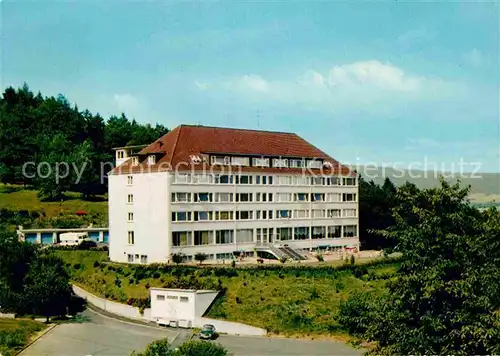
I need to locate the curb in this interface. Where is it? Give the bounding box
[15,323,58,356]
[85,304,172,332]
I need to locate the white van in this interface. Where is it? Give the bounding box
[59,232,89,246]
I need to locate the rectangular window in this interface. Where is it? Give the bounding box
[174,174,191,184]
[312,226,326,239]
[268,176,273,185]
[268,210,273,219]
[328,209,341,218]
[132,157,139,166]
[327,177,341,186]
[235,175,252,184]
[276,193,292,202]
[127,254,134,262]
[262,176,267,185]
[277,227,293,240]
[180,296,189,303]
[128,212,134,222]
[215,174,233,184]
[171,211,192,222]
[194,230,212,245]
[215,193,233,202]
[268,193,273,202]
[343,193,357,202]
[236,211,253,220]
[278,210,291,219]
[194,211,212,221]
[215,211,233,221]
[231,157,250,166]
[294,226,309,240]
[327,193,342,202]
[167,295,178,300]
[128,231,134,245]
[343,209,357,217]
[252,157,270,167]
[236,229,253,243]
[127,194,133,203]
[307,160,322,169]
[117,150,124,159]
[312,193,325,202]
[148,155,156,165]
[262,210,267,219]
[216,230,234,244]
[343,177,356,186]
[256,176,261,184]
[194,193,212,202]
[311,177,323,185]
[273,158,288,168]
[156,294,165,301]
[290,159,304,168]
[294,210,309,218]
[295,193,309,202]
[312,209,326,218]
[212,155,231,165]
[192,174,213,184]
[278,176,292,185]
[343,225,357,237]
[236,193,252,202]
[172,231,192,246]
[328,226,342,238]
[295,176,309,185]
[171,192,191,203]
[140,255,147,264]
[255,193,261,202]
[127,176,133,185]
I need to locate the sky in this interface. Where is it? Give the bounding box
[2,1,499,173]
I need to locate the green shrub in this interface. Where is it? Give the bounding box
[337,292,379,336]
[316,254,324,262]
[174,340,228,356]
[131,338,172,356]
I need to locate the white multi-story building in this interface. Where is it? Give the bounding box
[108,125,359,264]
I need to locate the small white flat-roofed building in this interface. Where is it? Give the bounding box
[108,125,359,264]
[150,288,219,328]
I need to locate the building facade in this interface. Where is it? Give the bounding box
[108,125,359,264]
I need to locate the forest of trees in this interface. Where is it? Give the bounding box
[0,84,169,200]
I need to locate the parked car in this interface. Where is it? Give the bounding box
[199,324,216,339]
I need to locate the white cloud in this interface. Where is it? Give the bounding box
[207,60,460,114]
[327,60,422,92]
[463,49,484,67]
[195,81,209,90]
[239,74,270,93]
[113,93,139,115]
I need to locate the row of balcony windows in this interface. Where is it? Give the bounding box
[171,174,357,186]
[171,225,358,246]
[170,192,357,203]
[170,208,357,222]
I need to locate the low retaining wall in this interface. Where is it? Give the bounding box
[194,317,266,336]
[72,284,267,336]
[72,285,149,321]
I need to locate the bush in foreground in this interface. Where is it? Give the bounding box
[132,338,228,356]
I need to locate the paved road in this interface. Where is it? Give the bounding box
[214,335,362,356]
[19,309,177,356]
[20,309,362,356]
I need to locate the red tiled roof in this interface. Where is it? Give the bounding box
[111,125,355,176]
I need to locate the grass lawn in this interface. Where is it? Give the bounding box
[0,184,108,220]
[0,318,45,356]
[53,250,398,338]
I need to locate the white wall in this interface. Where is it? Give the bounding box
[72,285,146,320]
[109,171,170,263]
[193,317,266,336]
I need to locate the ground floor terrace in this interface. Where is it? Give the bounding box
[167,225,359,263]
